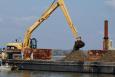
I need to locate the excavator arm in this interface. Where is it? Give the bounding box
[57,0,85,50]
[23,0,84,50]
[58,0,78,39]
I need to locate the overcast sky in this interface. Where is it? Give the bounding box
[0,0,115,50]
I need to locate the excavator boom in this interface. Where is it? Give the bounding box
[23,1,59,48]
[23,0,84,49]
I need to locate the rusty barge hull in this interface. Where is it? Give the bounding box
[3,49,115,74]
[3,60,115,74]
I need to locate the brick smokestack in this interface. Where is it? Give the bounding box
[104,20,108,39]
[103,20,109,50]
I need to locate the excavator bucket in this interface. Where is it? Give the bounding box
[73,40,85,51]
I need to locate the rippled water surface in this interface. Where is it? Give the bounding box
[0,70,115,77]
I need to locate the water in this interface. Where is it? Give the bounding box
[0,70,115,77]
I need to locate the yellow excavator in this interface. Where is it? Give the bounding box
[6,0,85,56]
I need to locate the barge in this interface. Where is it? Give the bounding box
[1,49,115,74]
[1,48,115,74]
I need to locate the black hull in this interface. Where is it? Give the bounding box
[3,60,115,74]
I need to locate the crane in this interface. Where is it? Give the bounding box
[6,0,85,59]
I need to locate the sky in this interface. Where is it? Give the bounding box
[0,0,115,50]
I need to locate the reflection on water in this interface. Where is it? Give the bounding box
[0,70,115,77]
[23,71,30,77]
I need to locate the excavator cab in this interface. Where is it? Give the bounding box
[30,38,37,49]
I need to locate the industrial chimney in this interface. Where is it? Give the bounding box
[103,20,109,50]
